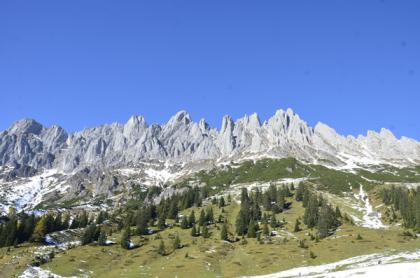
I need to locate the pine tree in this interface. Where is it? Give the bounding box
[221,223,228,241]
[62,213,70,230]
[270,214,278,228]
[81,224,98,245]
[96,211,106,225]
[219,197,225,208]
[157,213,166,230]
[173,234,181,249]
[199,209,206,226]
[202,225,210,238]
[188,210,196,226]
[247,220,257,238]
[294,218,301,232]
[120,227,131,249]
[335,206,342,219]
[98,229,107,246]
[206,207,214,224]
[79,211,88,228]
[54,213,63,231]
[191,225,198,237]
[318,203,339,239]
[181,216,189,229]
[32,216,47,242]
[168,200,179,220]
[4,217,17,246]
[158,240,166,256]
[136,210,148,235]
[303,195,319,229]
[44,213,55,234]
[263,222,269,236]
[295,183,305,201]
[235,210,248,236]
[20,213,35,243]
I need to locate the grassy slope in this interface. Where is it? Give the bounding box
[39,199,420,278]
[3,159,420,277]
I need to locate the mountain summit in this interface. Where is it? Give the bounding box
[1,109,419,172]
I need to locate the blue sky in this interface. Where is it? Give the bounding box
[1,1,419,139]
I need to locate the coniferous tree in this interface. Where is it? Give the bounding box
[32,216,47,242]
[96,211,106,225]
[202,225,210,238]
[136,210,148,235]
[62,213,70,230]
[22,213,36,242]
[270,214,278,228]
[294,218,301,232]
[81,224,99,245]
[303,195,319,229]
[98,229,107,246]
[247,220,257,238]
[221,223,228,241]
[199,209,206,226]
[120,227,131,249]
[188,210,196,226]
[263,222,270,236]
[191,225,198,237]
[4,217,17,246]
[335,206,342,219]
[219,197,225,208]
[54,213,63,231]
[168,200,179,220]
[235,210,248,236]
[157,213,166,230]
[158,240,166,256]
[295,183,305,202]
[206,207,214,224]
[44,213,55,234]
[173,234,181,250]
[79,210,88,228]
[180,216,189,229]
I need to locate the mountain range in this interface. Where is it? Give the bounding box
[1,108,419,174]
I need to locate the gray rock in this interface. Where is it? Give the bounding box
[1,109,419,174]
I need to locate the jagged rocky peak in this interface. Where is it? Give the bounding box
[198,118,209,132]
[123,115,148,138]
[220,115,234,133]
[1,108,420,172]
[8,118,44,135]
[314,122,341,140]
[237,113,261,129]
[167,110,192,126]
[379,128,397,141]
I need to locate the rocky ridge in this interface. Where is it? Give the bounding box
[1,109,419,173]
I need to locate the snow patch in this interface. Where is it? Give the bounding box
[352,185,387,229]
[244,249,420,278]
[0,169,69,214]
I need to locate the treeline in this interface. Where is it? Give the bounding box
[297,184,342,238]
[235,185,292,237]
[115,186,209,249]
[382,186,420,229]
[0,209,108,248]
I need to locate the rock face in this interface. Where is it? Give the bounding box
[1,109,420,173]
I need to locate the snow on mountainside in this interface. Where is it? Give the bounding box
[0,109,419,173]
[245,249,420,278]
[0,169,69,213]
[1,108,420,214]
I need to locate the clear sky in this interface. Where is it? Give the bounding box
[1,1,419,139]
